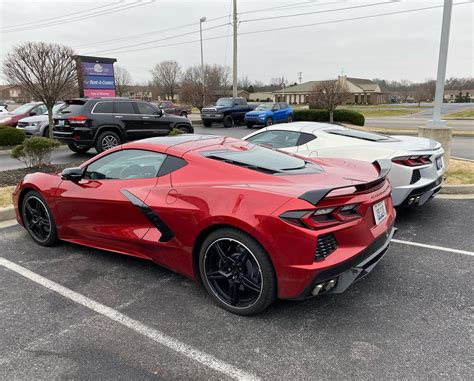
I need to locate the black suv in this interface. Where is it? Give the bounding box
[53,98,194,153]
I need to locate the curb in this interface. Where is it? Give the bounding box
[0,206,15,222]
[0,144,67,155]
[439,184,474,195]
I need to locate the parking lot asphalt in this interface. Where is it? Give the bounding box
[1,198,472,380]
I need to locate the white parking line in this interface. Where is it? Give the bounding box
[0,257,259,381]
[392,239,474,256]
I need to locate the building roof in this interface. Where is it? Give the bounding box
[273,77,381,94]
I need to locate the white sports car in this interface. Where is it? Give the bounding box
[243,122,446,207]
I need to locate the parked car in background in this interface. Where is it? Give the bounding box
[0,105,8,114]
[156,100,191,117]
[0,102,47,127]
[244,122,446,207]
[201,97,256,127]
[16,102,65,137]
[53,98,194,154]
[14,134,396,315]
[244,102,293,128]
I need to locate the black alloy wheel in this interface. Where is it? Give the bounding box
[180,111,188,118]
[68,142,91,154]
[246,123,254,129]
[22,191,57,246]
[200,228,276,315]
[177,125,191,134]
[223,115,234,128]
[265,117,273,126]
[287,115,293,123]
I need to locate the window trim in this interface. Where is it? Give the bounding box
[91,101,115,115]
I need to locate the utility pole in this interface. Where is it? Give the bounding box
[419,0,453,168]
[297,72,302,84]
[232,0,238,98]
[200,16,206,106]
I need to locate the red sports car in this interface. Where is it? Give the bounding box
[13,135,396,315]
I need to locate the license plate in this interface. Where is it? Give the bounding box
[436,156,444,170]
[58,119,65,127]
[373,200,387,225]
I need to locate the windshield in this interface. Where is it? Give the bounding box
[12,103,38,115]
[255,103,274,111]
[45,103,66,115]
[216,99,232,107]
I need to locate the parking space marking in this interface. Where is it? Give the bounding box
[0,257,259,381]
[392,239,474,256]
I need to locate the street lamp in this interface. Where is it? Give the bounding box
[200,16,206,106]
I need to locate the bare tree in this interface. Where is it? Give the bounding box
[238,75,251,91]
[270,76,288,89]
[180,64,230,109]
[3,42,79,138]
[151,60,181,101]
[114,65,132,97]
[412,82,434,106]
[308,79,350,123]
[399,79,411,102]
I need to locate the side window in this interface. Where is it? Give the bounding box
[246,130,301,149]
[273,104,280,111]
[280,103,288,109]
[297,132,317,145]
[93,102,114,114]
[84,149,166,180]
[135,102,158,115]
[114,102,135,114]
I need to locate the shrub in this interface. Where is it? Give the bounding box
[0,127,25,146]
[169,127,184,136]
[11,136,60,168]
[294,108,365,126]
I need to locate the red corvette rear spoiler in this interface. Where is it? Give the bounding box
[298,159,392,205]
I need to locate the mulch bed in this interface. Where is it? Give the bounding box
[0,162,83,187]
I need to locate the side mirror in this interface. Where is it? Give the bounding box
[155,109,163,116]
[61,167,83,181]
[30,111,37,116]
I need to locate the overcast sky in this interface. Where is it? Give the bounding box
[0,0,473,85]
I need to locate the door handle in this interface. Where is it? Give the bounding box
[142,116,150,119]
[115,115,123,118]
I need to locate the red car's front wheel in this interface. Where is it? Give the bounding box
[199,228,276,315]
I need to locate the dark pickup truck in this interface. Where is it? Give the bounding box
[201,97,256,127]
[155,101,191,118]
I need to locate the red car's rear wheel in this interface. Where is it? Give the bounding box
[199,228,276,315]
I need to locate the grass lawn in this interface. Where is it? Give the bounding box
[444,108,474,119]
[445,159,474,185]
[342,105,425,118]
[0,186,15,208]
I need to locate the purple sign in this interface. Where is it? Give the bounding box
[82,62,115,77]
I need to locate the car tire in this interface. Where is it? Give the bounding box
[265,117,273,126]
[203,120,213,127]
[42,126,49,137]
[68,143,91,154]
[246,123,254,129]
[180,111,188,118]
[95,131,121,153]
[223,115,234,128]
[287,115,293,123]
[21,190,58,247]
[199,228,276,316]
[177,125,191,134]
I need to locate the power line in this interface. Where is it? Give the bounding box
[240,1,398,24]
[0,1,123,30]
[95,1,471,56]
[0,0,156,34]
[240,0,321,15]
[74,0,337,51]
[86,22,230,55]
[83,1,394,55]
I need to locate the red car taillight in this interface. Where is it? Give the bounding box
[280,203,361,229]
[392,155,431,167]
[68,115,88,124]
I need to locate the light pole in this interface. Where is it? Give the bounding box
[200,16,206,106]
[419,0,453,168]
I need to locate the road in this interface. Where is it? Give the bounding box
[1,198,472,379]
[365,117,473,131]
